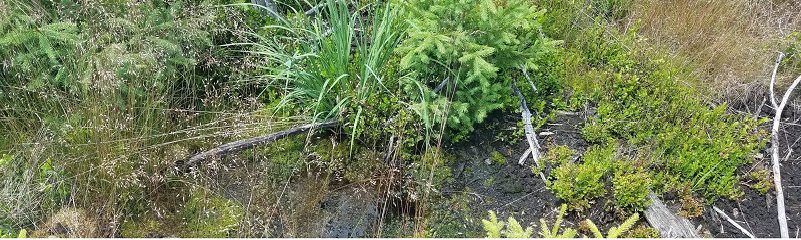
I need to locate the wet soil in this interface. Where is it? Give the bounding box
[433,110,595,236]
[194,102,801,238]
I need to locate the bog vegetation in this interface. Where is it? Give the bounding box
[1,0,799,237]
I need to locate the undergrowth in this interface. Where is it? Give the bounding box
[536,0,770,216]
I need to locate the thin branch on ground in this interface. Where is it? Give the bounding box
[178,118,339,172]
[511,78,546,183]
[768,52,801,239]
[712,206,756,238]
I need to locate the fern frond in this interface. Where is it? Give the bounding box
[504,216,533,238]
[557,228,578,238]
[540,218,552,238]
[607,213,639,238]
[585,219,603,238]
[553,204,567,236]
[482,210,504,238]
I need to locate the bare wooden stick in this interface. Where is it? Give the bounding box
[519,148,547,182]
[769,54,801,238]
[712,206,756,238]
[769,53,785,108]
[511,78,545,184]
[179,118,338,171]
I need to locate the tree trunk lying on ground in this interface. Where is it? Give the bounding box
[177,118,339,172]
[643,191,701,238]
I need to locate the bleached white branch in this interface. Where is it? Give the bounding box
[511,78,546,183]
[769,53,785,108]
[712,206,756,238]
[769,54,800,238]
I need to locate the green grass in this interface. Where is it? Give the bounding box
[1,0,795,237]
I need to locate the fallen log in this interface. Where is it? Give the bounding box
[643,191,700,238]
[178,118,339,172]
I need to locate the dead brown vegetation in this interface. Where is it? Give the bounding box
[631,0,801,101]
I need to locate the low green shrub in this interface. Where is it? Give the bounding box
[544,6,769,204]
[548,145,614,210]
[612,166,652,211]
[543,144,576,165]
[743,170,772,195]
[625,224,659,238]
[490,151,506,164]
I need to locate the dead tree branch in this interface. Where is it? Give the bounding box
[769,52,801,238]
[181,76,452,172]
[511,78,546,183]
[712,206,756,238]
[643,191,700,238]
[770,53,785,108]
[179,118,338,172]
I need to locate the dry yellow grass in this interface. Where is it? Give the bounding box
[630,0,801,102]
[30,207,99,238]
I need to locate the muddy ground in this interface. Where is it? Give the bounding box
[436,104,801,238]
[179,101,801,238]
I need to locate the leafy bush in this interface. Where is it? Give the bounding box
[743,170,772,195]
[625,225,659,238]
[490,151,506,164]
[543,144,576,165]
[612,165,652,211]
[398,0,559,140]
[548,144,614,210]
[552,11,769,203]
